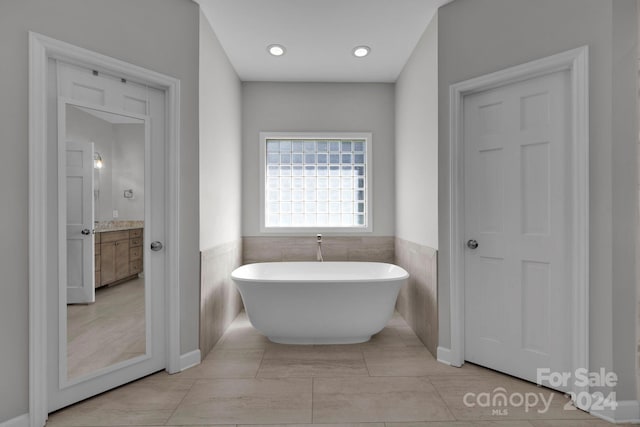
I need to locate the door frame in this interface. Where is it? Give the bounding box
[29,32,182,427]
[447,46,589,407]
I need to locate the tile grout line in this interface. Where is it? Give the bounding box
[255,347,267,378]
[163,377,198,426]
[424,375,459,422]
[362,348,372,377]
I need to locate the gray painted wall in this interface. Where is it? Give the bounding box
[0,0,200,421]
[242,82,396,236]
[395,14,438,249]
[112,124,146,221]
[438,0,638,399]
[198,9,244,362]
[199,10,242,250]
[611,0,639,402]
[67,110,146,222]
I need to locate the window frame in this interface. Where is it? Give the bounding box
[259,131,373,233]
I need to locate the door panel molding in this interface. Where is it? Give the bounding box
[444,46,589,409]
[63,140,95,304]
[29,32,181,427]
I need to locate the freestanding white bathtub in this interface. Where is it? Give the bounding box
[231,262,409,344]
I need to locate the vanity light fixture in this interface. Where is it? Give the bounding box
[352,46,371,58]
[267,44,286,57]
[94,151,103,169]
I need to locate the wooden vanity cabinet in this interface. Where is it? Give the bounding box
[95,228,143,288]
[95,232,101,287]
[129,228,143,275]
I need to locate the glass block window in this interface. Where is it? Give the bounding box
[260,133,371,230]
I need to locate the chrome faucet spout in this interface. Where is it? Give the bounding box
[316,234,324,262]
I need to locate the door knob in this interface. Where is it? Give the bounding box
[467,239,479,249]
[81,229,91,235]
[150,241,163,251]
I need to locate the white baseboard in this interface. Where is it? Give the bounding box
[0,414,28,427]
[590,400,640,424]
[437,346,454,365]
[179,349,201,371]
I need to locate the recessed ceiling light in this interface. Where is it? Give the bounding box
[353,46,371,58]
[267,44,286,56]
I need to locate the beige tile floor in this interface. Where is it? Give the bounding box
[49,311,624,426]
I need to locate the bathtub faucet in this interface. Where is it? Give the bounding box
[316,234,324,262]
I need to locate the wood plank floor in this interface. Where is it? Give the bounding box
[66,277,145,380]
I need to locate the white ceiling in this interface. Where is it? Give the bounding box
[197,0,450,82]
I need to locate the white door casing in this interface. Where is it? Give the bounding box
[29,32,182,427]
[463,70,571,390]
[65,140,95,304]
[445,46,588,409]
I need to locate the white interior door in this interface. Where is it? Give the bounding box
[463,70,572,391]
[47,62,167,412]
[65,141,95,304]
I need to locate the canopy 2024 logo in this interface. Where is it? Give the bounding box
[462,368,619,416]
[538,367,618,412]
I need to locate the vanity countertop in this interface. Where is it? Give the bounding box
[95,220,144,233]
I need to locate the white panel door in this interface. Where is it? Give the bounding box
[464,70,571,391]
[58,62,149,114]
[48,61,166,412]
[65,141,95,304]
